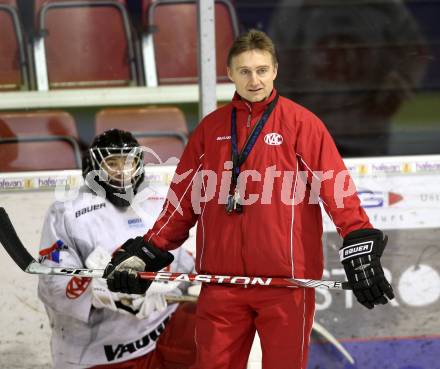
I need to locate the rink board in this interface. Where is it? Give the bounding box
[1,156,440,369]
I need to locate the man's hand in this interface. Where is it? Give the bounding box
[103,236,174,294]
[340,229,394,309]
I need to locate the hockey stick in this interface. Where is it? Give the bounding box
[0,207,350,290]
[312,322,355,364]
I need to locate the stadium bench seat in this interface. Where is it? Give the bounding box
[142,0,239,86]
[33,0,138,90]
[95,106,188,164]
[0,0,29,90]
[0,110,79,139]
[0,136,81,172]
[0,110,81,172]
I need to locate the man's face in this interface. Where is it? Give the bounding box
[227,49,278,103]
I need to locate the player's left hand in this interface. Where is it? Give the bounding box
[340,228,394,309]
[103,236,174,294]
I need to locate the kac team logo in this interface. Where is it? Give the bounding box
[264,132,283,146]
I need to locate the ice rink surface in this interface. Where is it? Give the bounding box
[0,191,54,368]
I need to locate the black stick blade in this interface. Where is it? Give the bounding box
[0,207,35,271]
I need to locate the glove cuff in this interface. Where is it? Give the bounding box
[343,228,383,242]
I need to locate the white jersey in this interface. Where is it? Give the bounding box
[38,184,195,369]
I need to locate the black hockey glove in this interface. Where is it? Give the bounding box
[103,236,174,294]
[340,229,394,309]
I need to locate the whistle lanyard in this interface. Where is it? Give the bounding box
[230,94,279,189]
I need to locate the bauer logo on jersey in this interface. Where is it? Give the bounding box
[75,203,106,218]
[339,241,373,262]
[39,240,68,263]
[264,132,283,146]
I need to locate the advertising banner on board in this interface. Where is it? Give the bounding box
[310,156,440,369]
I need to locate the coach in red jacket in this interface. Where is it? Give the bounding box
[104,30,394,369]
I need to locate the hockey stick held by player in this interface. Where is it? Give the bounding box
[0,206,350,291]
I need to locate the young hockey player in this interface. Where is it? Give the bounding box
[38,129,196,369]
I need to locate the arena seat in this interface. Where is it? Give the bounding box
[0,111,81,172]
[33,0,138,90]
[0,136,82,172]
[142,0,239,86]
[0,1,29,90]
[0,110,79,139]
[95,107,188,164]
[0,0,17,6]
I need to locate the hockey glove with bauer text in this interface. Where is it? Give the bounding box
[340,228,394,309]
[103,236,174,294]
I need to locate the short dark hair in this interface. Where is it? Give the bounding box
[227,29,278,67]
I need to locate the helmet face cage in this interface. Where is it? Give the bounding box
[89,146,144,191]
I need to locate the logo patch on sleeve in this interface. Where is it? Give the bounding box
[66,277,91,299]
[39,240,68,263]
[339,241,373,262]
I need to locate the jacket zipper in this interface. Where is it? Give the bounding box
[239,102,252,282]
[240,212,248,285]
[241,106,250,281]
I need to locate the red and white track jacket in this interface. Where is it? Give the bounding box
[145,89,372,280]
